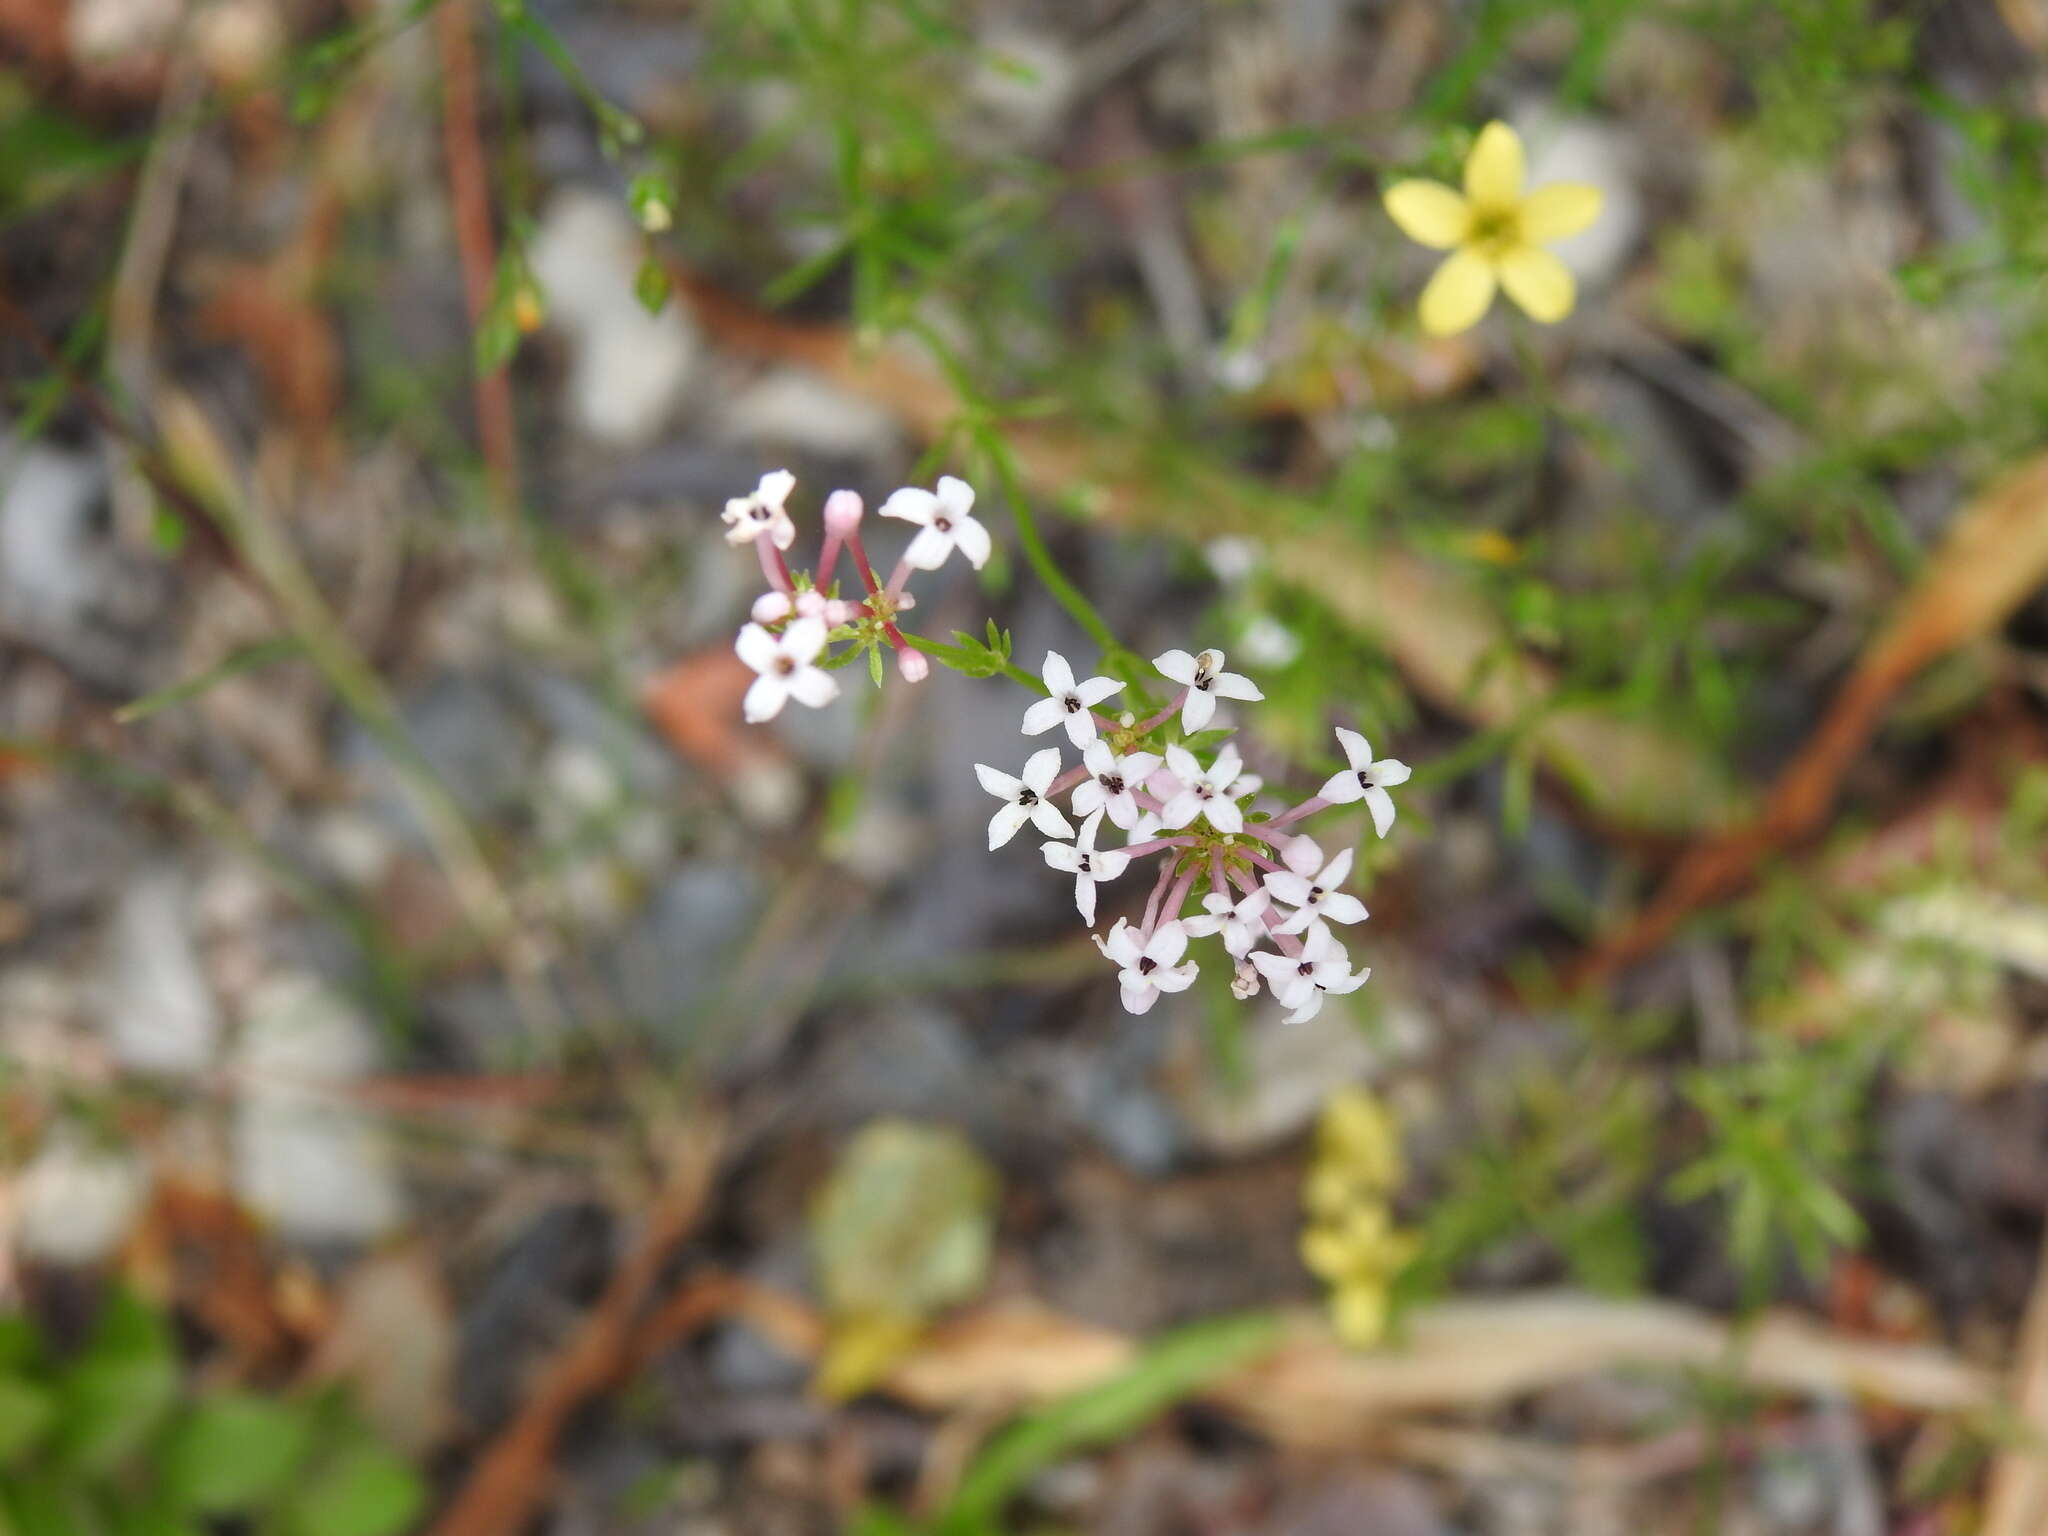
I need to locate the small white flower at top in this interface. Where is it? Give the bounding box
[1041,809,1129,926]
[1251,921,1369,1025]
[736,616,839,723]
[1096,918,1198,1015]
[1184,886,1271,958]
[1153,647,1263,733]
[721,469,797,550]
[1070,739,1161,830]
[1159,744,1246,834]
[880,475,992,571]
[1263,836,1370,934]
[1319,728,1412,839]
[1021,652,1124,748]
[975,747,1074,851]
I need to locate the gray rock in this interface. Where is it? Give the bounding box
[97,867,220,1076]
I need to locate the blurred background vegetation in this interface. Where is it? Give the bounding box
[4,0,2048,1530]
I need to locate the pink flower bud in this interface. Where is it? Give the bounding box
[822,490,864,536]
[823,599,856,626]
[896,648,931,684]
[794,590,827,618]
[751,591,793,624]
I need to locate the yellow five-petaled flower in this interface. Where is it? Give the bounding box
[1383,121,1604,337]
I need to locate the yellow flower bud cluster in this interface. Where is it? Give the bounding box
[1300,1086,1419,1348]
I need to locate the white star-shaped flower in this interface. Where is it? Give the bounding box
[1158,744,1246,834]
[975,747,1073,851]
[1318,727,1411,838]
[1262,837,1369,934]
[736,616,839,722]
[1041,809,1130,926]
[879,475,991,571]
[1020,652,1124,748]
[1096,918,1198,1015]
[721,469,797,550]
[1250,921,1370,1024]
[1152,647,1263,733]
[1183,886,1271,958]
[1069,739,1161,830]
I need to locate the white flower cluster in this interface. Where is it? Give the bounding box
[976,649,1409,1021]
[723,470,993,722]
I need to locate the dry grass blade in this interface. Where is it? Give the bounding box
[1984,1225,2048,1536]
[1570,450,2048,991]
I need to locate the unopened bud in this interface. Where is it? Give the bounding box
[1231,960,1261,1000]
[751,591,793,624]
[794,590,827,619]
[897,648,931,684]
[822,489,864,536]
[823,599,856,625]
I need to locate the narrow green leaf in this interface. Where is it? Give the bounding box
[115,638,303,724]
[936,1312,1281,1534]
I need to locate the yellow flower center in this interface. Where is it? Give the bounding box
[1466,205,1523,259]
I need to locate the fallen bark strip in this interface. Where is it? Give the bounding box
[1984,1223,2048,1536]
[624,1278,1995,1444]
[1565,449,2048,992]
[667,267,1741,838]
[428,1121,722,1536]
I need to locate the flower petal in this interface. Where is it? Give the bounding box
[1264,872,1313,906]
[769,513,797,551]
[1418,248,1497,338]
[902,523,955,570]
[951,514,992,570]
[1282,991,1326,1026]
[1121,751,1161,780]
[1022,747,1064,791]
[1204,799,1244,835]
[1179,688,1217,733]
[1210,671,1263,702]
[786,666,840,708]
[1365,786,1398,839]
[1334,727,1372,770]
[1373,758,1412,788]
[1152,649,1199,686]
[1497,243,1576,323]
[1030,800,1075,840]
[1322,848,1354,888]
[1159,792,1199,830]
[1382,178,1470,249]
[1070,780,1106,820]
[1042,841,1083,873]
[878,487,937,525]
[988,800,1031,850]
[1146,921,1188,967]
[1319,768,1365,804]
[1074,876,1097,926]
[742,674,787,723]
[1119,981,1159,1015]
[1464,120,1524,210]
[1320,893,1369,926]
[1152,963,1197,994]
[1163,745,1200,782]
[782,616,828,664]
[1074,676,1124,707]
[1093,849,1130,880]
[935,475,976,518]
[756,469,797,510]
[1518,181,1603,244]
[1062,710,1097,748]
[975,763,1022,799]
[1040,650,1076,695]
[1103,792,1139,830]
[1020,697,1065,736]
[734,623,780,674]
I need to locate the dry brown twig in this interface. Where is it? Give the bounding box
[428,1118,724,1536]
[435,0,521,520]
[1566,450,2048,992]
